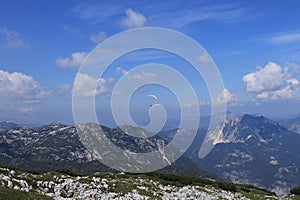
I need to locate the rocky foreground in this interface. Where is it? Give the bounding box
[0,167,299,200]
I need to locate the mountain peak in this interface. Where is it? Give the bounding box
[240,114,265,123]
[239,114,281,129]
[213,114,289,145]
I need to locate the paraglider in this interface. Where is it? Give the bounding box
[146,94,158,100]
[146,94,158,107]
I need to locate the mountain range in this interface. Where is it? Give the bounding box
[0,122,216,180]
[279,116,300,134]
[185,114,300,196]
[0,114,300,196]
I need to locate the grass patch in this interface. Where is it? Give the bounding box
[54,169,83,177]
[0,186,52,200]
[291,186,300,195]
[214,181,237,192]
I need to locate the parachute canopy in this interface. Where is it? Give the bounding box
[146,94,158,100]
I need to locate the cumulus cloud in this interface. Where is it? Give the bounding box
[197,54,210,64]
[116,67,156,82]
[0,27,29,48]
[122,8,147,28]
[180,89,238,108]
[131,72,156,81]
[216,89,239,104]
[56,84,72,95]
[0,69,49,103]
[90,31,106,44]
[73,73,114,97]
[243,62,300,100]
[116,67,128,74]
[56,52,88,68]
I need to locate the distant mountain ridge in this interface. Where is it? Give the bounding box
[280,116,300,134]
[0,122,217,180]
[0,122,23,132]
[185,114,300,195]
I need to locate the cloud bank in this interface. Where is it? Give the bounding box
[56,52,88,68]
[243,62,300,100]
[0,69,49,103]
[73,73,114,97]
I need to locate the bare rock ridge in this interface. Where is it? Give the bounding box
[187,114,300,196]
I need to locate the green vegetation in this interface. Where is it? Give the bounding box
[144,171,214,187]
[290,196,300,200]
[0,186,52,200]
[54,168,83,177]
[215,181,237,192]
[288,187,300,200]
[0,166,289,199]
[142,172,279,199]
[291,186,300,195]
[94,171,277,198]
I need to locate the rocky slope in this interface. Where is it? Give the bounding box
[187,114,300,196]
[0,167,288,200]
[0,122,22,132]
[0,122,216,179]
[280,116,300,134]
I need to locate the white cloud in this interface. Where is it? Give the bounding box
[19,107,35,115]
[216,89,238,104]
[269,32,300,44]
[116,67,156,82]
[0,27,29,48]
[197,54,210,64]
[56,52,88,68]
[56,84,72,95]
[243,62,285,93]
[90,31,106,44]
[148,2,249,28]
[182,101,209,108]
[72,2,248,29]
[131,72,156,81]
[73,73,114,97]
[181,89,238,108]
[0,69,49,103]
[243,62,300,100]
[116,67,128,74]
[122,8,147,28]
[112,90,123,96]
[56,48,115,68]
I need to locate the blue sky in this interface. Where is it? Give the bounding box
[1,0,300,126]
